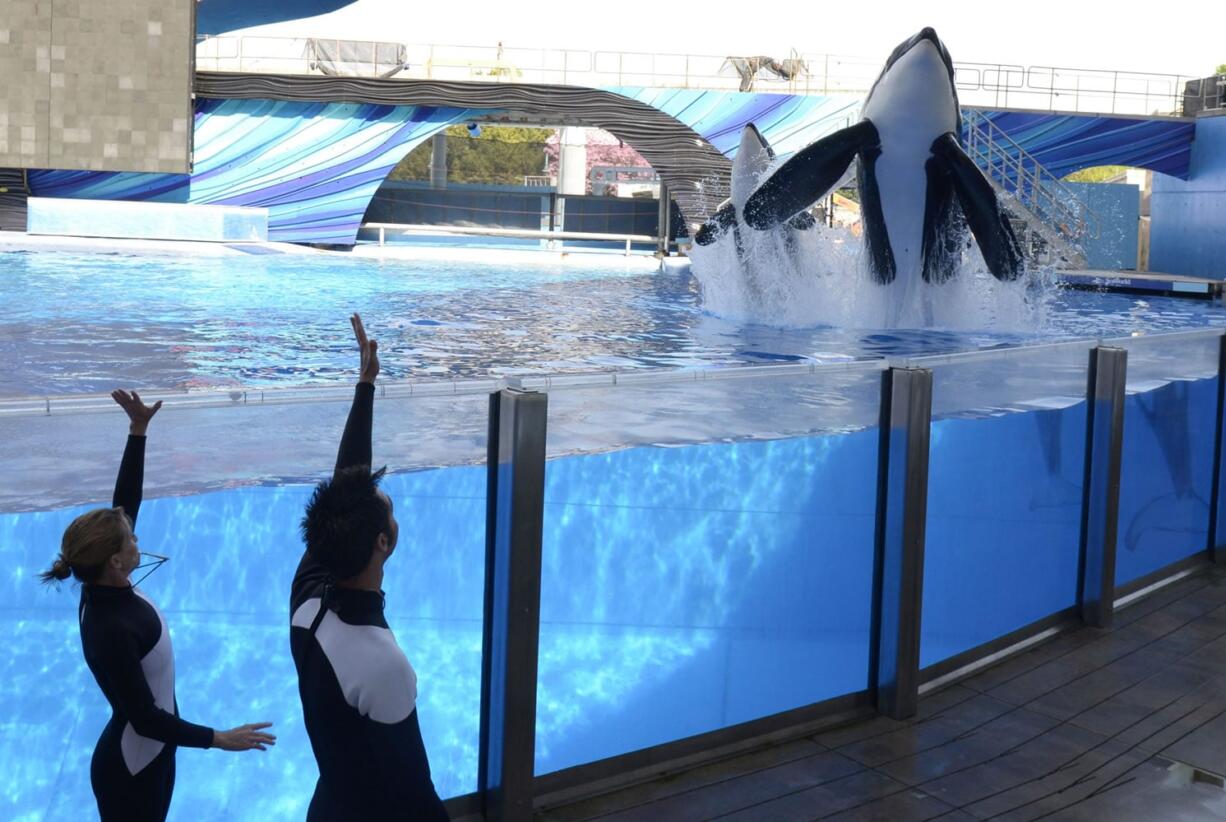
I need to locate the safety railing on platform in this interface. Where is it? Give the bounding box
[195,36,1198,117]
[963,108,1099,267]
[362,221,664,255]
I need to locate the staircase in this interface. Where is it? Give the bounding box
[0,168,29,232]
[962,109,1097,269]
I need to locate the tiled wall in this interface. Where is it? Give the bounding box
[0,0,193,173]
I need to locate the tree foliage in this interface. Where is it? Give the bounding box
[388,125,553,185]
[543,134,651,186]
[1064,165,1130,183]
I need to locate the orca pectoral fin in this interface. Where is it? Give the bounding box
[920,155,963,284]
[694,201,738,246]
[786,211,817,231]
[743,120,879,231]
[931,133,1024,281]
[858,146,895,284]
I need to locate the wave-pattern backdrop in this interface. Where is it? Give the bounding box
[23,87,1196,246]
[605,88,863,160]
[196,0,357,36]
[609,88,1195,180]
[970,110,1195,179]
[28,98,482,244]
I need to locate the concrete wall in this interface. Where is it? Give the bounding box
[1063,181,1140,270]
[1150,114,1226,279]
[0,0,194,173]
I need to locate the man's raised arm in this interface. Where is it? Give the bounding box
[334,313,379,477]
[293,315,382,605]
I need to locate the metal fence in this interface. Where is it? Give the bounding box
[195,36,1205,117]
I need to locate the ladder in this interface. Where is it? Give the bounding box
[962,109,1097,268]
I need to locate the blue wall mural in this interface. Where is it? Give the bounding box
[1150,115,1226,279]
[608,88,1195,180]
[606,88,862,160]
[28,99,483,244]
[22,88,1199,248]
[971,110,1194,180]
[196,0,358,36]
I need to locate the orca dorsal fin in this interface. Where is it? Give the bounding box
[731,124,775,215]
[930,133,1024,281]
[743,120,878,231]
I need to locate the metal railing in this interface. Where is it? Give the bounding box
[363,221,662,254]
[195,36,1198,117]
[963,109,1099,267]
[955,63,1194,116]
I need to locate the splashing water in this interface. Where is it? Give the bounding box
[688,221,1059,334]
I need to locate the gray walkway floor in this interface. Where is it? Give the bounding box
[540,565,1226,821]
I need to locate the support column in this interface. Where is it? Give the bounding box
[429,132,448,190]
[656,182,670,256]
[557,127,586,196]
[871,367,932,720]
[1079,346,1128,626]
[479,389,548,822]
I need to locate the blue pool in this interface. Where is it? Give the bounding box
[1,246,1224,820]
[1,247,1225,396]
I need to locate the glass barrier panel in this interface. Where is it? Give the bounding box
[0,383,489,820]
[531,363,884,775]
[912,342,1094,669]
[1109,331,1221,588]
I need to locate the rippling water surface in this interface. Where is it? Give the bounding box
[1,247,1224,397]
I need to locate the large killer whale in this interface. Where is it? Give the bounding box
[742,27,1024,286]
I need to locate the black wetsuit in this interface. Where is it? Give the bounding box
[78,435,214,822]
[290,383,449,821]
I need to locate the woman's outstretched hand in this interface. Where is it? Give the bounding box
[351,313,380,385]
[213,722,277,752]
[111,390,163,437]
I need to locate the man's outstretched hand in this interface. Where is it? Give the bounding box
[111,390,162,437]
[351,313,380,385]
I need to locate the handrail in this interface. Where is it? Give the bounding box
[0,360,886,420]
[8,328,1218,420]
[363,221,661,255]
[194,35,1199,117]
[962,108,1100,263]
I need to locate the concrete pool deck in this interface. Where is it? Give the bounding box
[0,230,328,256]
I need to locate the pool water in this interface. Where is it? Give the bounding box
[1,247,1223,820]
[1,247,1223,396]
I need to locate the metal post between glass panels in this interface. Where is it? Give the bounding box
[1211,334,1226,565]
[479,388,548,822]
[1079,346,1127,626]
[871,367,932,720]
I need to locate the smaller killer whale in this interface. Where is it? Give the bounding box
[693,123,816,251]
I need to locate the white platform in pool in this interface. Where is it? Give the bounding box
[27,197,269,243]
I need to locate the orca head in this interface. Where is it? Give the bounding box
[731,124,775,214]
[880,28,955,84]
[864,27,961,134]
